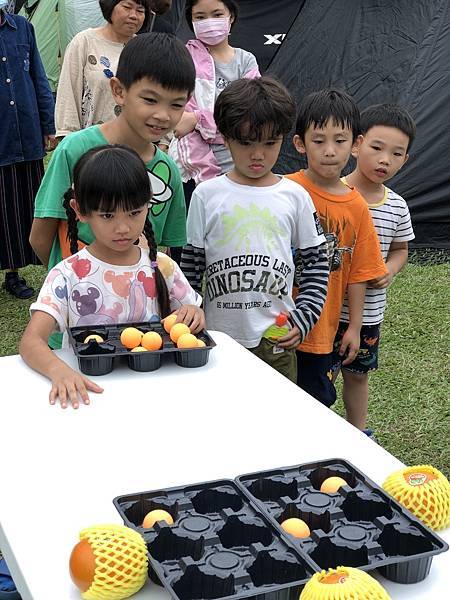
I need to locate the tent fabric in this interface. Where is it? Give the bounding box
[267,0,450,248]
[20,0,104,92]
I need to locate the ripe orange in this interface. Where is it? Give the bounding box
[177,333,199,348]
[163,314,178,333]
[69,539,96,592]
[170,323,190,343]
[141,331,163,351]
[120,327,143,349]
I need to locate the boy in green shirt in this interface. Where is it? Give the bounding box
[31,32,195,270]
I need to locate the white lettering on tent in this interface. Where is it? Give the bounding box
[264,34,286,45]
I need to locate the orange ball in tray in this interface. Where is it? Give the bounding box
[281,517,311,538]
[177,333,199,348]
[120,327,143,349]
[320,476,348,494]
[141,331,163,351]
[197,339,206,348]
[170,323,191,343]
[163,313,178,333]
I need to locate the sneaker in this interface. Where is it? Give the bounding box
[3,272,34,300]
[363,428,379,443]
[0,558,22,599]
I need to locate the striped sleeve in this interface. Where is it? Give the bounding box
[290,241,330,341]
[180,245,206,295]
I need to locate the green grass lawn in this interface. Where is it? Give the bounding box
[1,261,449,476]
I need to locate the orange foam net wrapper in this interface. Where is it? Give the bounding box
[300,567,391,599]
[80,524,148,600]
[383,465,450,531]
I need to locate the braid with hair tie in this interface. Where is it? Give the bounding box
[143,217,171,318]
[62,188,80,256]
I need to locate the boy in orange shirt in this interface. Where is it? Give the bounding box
[286,89,387,407]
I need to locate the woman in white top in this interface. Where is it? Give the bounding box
[55,0,151,138]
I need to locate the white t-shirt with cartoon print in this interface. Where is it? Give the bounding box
[186,174,325,347]
[30,248,201,346]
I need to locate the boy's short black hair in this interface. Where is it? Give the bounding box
[99,0,152,31]
[185,0,238,33]
[295,89,360,142]
[360,103,416,152]
[115,32,195,93]
[214,76,297,142]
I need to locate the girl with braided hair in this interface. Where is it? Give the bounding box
[20,145,204,409]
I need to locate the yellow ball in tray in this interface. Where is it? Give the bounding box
[320,477,348,494]
[383,465,450,530]
[281,517,310,538]
[142,509,174,529]
[84,335,104,344]
[300,566,391,599]
[69,524,148,599]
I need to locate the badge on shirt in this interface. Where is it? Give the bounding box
[313,211,324,236]
[100,56,111,68]
[88,55,97,65]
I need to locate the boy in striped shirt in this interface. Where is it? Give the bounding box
[333,104,416,434]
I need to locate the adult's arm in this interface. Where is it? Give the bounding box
[29,217,59,268]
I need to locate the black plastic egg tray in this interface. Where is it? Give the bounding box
[114,479,317,600]
[68,319,216,376]
[114,459,448,600]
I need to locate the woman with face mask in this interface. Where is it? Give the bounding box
[168,0,260,186]
[54,1,152,140]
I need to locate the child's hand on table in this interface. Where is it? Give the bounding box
[173,305,206,334]
[339,326,360,366]
[48,363,103,410]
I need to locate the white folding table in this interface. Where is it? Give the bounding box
[0,332,448,599]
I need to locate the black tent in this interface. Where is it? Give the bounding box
[199,0,448,249]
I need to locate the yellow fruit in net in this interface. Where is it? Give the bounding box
[300,567,391,599]
[383,465,450,530]
[70,524,148,600]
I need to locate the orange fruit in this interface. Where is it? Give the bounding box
[141,331,163,351]
[281,518,310,538]
[120,327,143,349]
[163,314,178,333]
[69,539,96,592]
[177,333,199,348]
[131,346,148,352]
[142,509,174,528]
[320,476,348,493]
[84,334,104,344]
[170,323,190,342]
[197,339,206,348]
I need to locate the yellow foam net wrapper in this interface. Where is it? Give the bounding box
[80,524,148,600]
[300,567,391,599]
[383,465,450,531]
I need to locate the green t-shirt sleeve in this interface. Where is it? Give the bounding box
[34,142,75,219]
[158,156,187,247]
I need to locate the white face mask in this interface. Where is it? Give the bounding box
[193,17,231,46]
